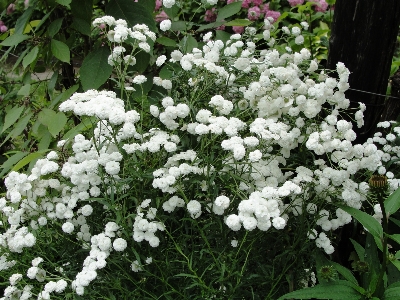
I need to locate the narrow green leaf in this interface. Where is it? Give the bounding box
[62,117,96,140]
[1,106,25,134]
[180,35,197,53]
[216,2,242,21]
[277,281,362,300]
[0,111,33,147]
[388,234,400,246]
[50,84,79,109]
[71,0,92,36]
[48,112,68,137]
[331,262,359,286]
[47,18,64,38]
[22,46,39,69]
[51,39,70,63]
[390,217,400,228]
[215,30,231,44]
[15,6,34,35]
[79,47,112,91]
[0,34,30,47]
[12,151,49,172]
[390,260,400,272]
[0,152,29,178]
[156,37,177,47]
[337,204,383,239]
[197,21,225,32]
[385,187,400,216]
[224,19,253,26]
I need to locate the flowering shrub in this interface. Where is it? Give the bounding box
[1,7,400,299]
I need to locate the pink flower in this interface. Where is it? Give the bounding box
[242,0,252,8]
[252,0,263,6]
[288,0,304,7]
[24,0,30,8]
[0,20,8,33]
[265,10,281,22]
[261,3,270,14]
[248,6,261,21]
[204,8,217,22]
[155,0,162,11]
[232,26,244,34]
[216,24,226,31]
[310,0,329,12]
[155,11,169,22]
[7,3,15,15]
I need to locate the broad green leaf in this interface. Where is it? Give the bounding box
[50,84,79,108]
[17,84,31,96]
[37,130,52,151]
[71,0,92,36]
[12,151,49,172]
[216,2,242,22]
[15,6,34,35]
[56,0,71,6]
[337,204,383,239]
[106,0,156,32]
[51,39,70,63]
[34,10,53,33]
[156,37,177,47]
[136,0,155,13]
[48,18,64,38]
[391,260,400,272]
[164,4,180,19]
[79,47,112,91]
[1,105,25,134]
[48,112,67,137]
[385,187,400,216]
[384,287,400,300]
[38,108,57,127]
[171,21,189,32]
[0,152,29,178]
[224,19,253,26]
[22,46,39,69]
[277,281,363,300]
[0,34,30,47]
[133,51,150,74]
[180,35,198,54]
[215,30,231,44]
[331,262,359,286]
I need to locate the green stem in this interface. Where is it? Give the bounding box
[374,197,388,297]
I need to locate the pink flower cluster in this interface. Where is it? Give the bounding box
[288,0,304,7]
[0,20,8,33]
[309,0,329,12]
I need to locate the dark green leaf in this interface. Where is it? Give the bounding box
[47,18,64,38]
[56,0,71,6]
[385,187,400,216]
[156,37,177,47]
[331,262,359,286]
[171,21,189,32]
[277,281,363,300]
[1,106,25,134]
[0,152,29,178]
[388,234,400,245]
[22,46,39,69]
[71,0,93,36]
[179,35,198,53]
[215,30,231,44]
[0,111,33,147]
[133,51,150,73]
[350,238,365,262]
[50,84,79,109]
[383,287,400,300]
[337,204,383,239]
[216,2,242,22]
[106,0,156,32]
[51,39,70,63]
[224,19,253,26]
[0,34,30,47]
[12,151,49,172]
[15,6,34,35]
[79,47,112,91]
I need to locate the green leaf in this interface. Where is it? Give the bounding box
[224,19,253,26]
[385,187,400,216]
[383,287,400,300]
[106,0,156,32]
[0,34,30,47]
[50,112,68,137]
[17,84,31,96]
[197,21,225,32]
[179,35,198,54]
[38,108,57,126]
[388,234,400,245]
[1,106,25,134]
[171,21,189,32]
[56,0,71,6]
[12,151,49,172]
[22,46,39,69]
[51,39,70,63]
[50,84,79,109]
[391,260,400,272]
[337,204,383,239]
[47,18,64,38]
[350,238,365,262]
[71,0,92,36]
[277,281,363,300]
[331,262,359,286]
[0,111,33,147]
[133,51,150,73]
[156,37,177,47]
[216,2,242,22]
[0,152,29,178]
[62,117,96,140]
[79,47,112,91]
[215,30,231,44]
[15,6,34,35]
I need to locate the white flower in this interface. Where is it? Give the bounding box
[248,150,262,162]
[131,260,142,272]
[113,238,127,251]
[225,214,241,231]
[156,55,167,66]
[81,205,93,217]
[163,0,175,8]
[272,217,286,229]
[207,0,218,4]
[132,75,147,84]
[62,222,74,234]
[160,19,172,32]
[105,161,120,175]
[187,200,202,218]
